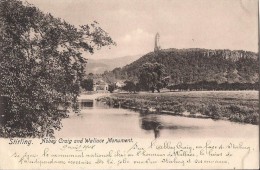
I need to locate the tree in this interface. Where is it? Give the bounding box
[0,0,115,137]
[138,62,167,93]
[108,84,116,93]
[122,80,136,93]
[81,79,94,91]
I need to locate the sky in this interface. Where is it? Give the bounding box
[25,0,258,59]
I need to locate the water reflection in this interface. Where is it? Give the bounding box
[56,99,258,139]
[140,115,202,139]
[141,117,162,138]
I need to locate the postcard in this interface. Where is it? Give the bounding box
[0,0,259,169]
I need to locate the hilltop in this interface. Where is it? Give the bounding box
[105,48,259,84]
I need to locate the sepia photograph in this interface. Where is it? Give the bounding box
[0,0,259,169]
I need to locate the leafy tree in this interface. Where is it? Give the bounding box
[81,79,94,91]
[0,0,115,137]
[108,84,116,93]
[138,62,167,93]
[122,80,136,93]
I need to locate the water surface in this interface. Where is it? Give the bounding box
[55,98,258,139]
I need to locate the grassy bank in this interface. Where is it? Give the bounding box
[98,91,259,125]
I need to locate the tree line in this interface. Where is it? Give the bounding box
[167,81,259,91]
[101,48,259,93]
[104,48,259,89]
[0,0,115,137]
[118,60,259,93]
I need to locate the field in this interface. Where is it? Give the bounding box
[99,90,259,125]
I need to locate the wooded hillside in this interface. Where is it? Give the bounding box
[107,48,259,85]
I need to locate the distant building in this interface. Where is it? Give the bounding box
[154,32,161,52]
[93,80,108,91]
[115,81,125,88]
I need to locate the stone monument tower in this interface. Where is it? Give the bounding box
[154,32,161,52]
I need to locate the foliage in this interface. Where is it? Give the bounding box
[122,80,136,93]
[138,62,168,92]
[105,48,259,88]
[167,81,259,91]
[81,78,94,91]
[0,0,115,137]
[108,84,116,93]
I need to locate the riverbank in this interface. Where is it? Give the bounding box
[98,91,259,125]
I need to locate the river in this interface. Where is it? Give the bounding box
[55,94,258,139]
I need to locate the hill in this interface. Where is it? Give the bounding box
[106,48,259,85]
[85,55,141,74]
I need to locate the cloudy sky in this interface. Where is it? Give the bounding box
[25,0,258,59]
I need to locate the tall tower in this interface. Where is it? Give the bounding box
[154,32,161,52]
